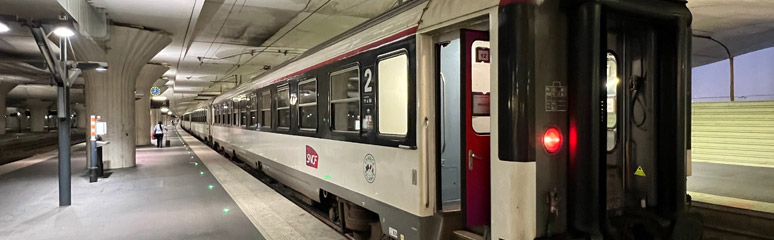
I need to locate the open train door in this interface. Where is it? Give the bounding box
[437,28,492,234]
[569,0,702,239]
[463,29,491,229]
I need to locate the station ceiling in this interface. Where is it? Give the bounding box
[0,0,772,111]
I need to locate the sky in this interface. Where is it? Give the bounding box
[693,47,774,102]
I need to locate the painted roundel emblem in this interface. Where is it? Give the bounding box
[150,86,161,96]
[363,154,376,183]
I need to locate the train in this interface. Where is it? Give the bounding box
[181,0,701,239]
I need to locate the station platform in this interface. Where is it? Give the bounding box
[0,126,343,240]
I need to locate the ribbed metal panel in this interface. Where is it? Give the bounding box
[691,101,774,166]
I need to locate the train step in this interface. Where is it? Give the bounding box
[453,230,483,240]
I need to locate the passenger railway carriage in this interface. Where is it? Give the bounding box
[183,0,701,239]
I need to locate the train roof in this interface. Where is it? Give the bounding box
[212,0,428,104]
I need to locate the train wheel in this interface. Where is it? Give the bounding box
[343,202,378,239]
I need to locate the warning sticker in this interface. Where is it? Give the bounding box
[634,166,646,177]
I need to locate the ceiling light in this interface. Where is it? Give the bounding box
[95,66,107,72]
[152,96,168,101]
[0,22,10,33]
[161,107,169,113]
[53,27,75,37]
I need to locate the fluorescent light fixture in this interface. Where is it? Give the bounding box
[95,66,107,72]
[151,96,168,101]
[53,27,75,37]
[0,22,10,33]
[161,107,169,113]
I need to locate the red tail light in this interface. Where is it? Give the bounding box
[543,127,562,154]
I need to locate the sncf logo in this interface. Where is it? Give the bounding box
[306,145,319,169]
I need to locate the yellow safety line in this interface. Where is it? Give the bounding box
[692,160,774,169]
[688,191,774,214]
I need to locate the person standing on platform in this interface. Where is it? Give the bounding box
[153,121,165,148]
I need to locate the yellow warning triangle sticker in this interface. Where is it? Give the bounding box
[634,166,646,177]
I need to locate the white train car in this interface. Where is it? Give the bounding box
[183,0,700,239]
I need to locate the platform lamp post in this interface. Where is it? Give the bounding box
[29,19,104,206]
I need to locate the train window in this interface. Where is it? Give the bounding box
[330,66,360,132]
[606,52,619,151]
[298,79,318,130]
[240,98,248,128]
[471,41,491,134]
[249,93,257,128]
[232,101,237,126]
[278,85,291,128]
[260,91,271,128]
[377,52,408,135]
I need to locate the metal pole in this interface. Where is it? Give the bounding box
[89,115,98,182]
[57,36,71,206]
[693,35,734,101]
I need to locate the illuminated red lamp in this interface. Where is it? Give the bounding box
[542,127,563,154]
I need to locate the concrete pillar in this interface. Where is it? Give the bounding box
[150,108,162,129]
[0,83,17,135]
[26,99,51,133]
[72,103,87,129]
[135,64,169,146]
[75,25,171,169]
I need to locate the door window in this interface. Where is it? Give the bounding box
[471,40,491,134]
[606,52,619,151]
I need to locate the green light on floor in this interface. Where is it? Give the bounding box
[190,156,194,159]
[208,185,214,190]
[223,208,229,213]
[188,151,191,154]
[194,162,198,166]
[323,175,331,179]
[200,171,204,175]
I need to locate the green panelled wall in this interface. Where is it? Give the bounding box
[691,101,774,166]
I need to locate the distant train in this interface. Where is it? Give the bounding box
[182,0,700,239]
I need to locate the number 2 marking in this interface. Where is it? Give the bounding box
[364,68,373,93]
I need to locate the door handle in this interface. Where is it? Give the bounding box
[468,150,482,170]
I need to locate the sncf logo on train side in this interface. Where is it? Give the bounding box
[306,145,319,169]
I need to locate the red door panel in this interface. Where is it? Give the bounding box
[463,29,490,228]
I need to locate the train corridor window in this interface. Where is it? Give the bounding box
[260,91,271,128]
[278,86,291,128]
[377,53,408,135]
[330,67,360,132]
[298,79,318,130]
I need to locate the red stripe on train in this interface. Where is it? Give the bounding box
[259,26,419,88]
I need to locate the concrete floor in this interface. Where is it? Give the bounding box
[688,162,774,203]
[0,129,263,240]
